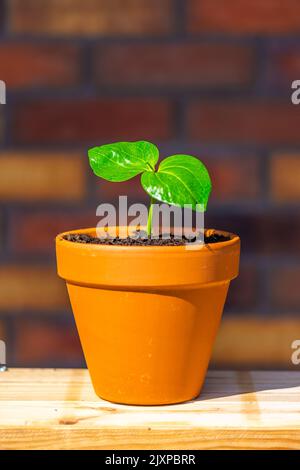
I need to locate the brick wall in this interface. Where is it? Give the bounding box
[0,0,300,369]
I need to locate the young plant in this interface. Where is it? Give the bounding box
[88,141,211,237]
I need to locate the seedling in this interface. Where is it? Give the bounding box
[88,141,211,237]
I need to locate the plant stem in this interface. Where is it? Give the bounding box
[147,197,154,238]
[146,162,155,172]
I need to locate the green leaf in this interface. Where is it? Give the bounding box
[141,154,211,211]
[88,141,158,182]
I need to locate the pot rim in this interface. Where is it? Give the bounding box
[56,227,240,287]
[56,227,240,253]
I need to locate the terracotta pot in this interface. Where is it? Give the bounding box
[56,227,240,405]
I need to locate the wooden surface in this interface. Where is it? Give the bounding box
[1,368,300,450]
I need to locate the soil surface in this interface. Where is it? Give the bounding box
[63,232,230,246]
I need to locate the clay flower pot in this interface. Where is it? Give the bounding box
[56,227,240,405]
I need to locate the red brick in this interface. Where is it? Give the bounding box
[265,43,300,89]
[225,264,259,310]
[188,100,300,145]
[10,0,174,36]
[0,1,4,31]
[188,0,300,34]
[0,266,68,311]
[0,320,7,344]
[13,99,174,144]
[212,315,300,368]
[94,155,260,207]
[0,209,3,253]
[0,152,86,201]
[271,266,300,310]
[0,108,3,141]
[208,156,261,201]
[206,212,300,255]
[95,43,255,88]
[15,210,300,258]
[15,211,300,256]
[270,154,300,201]
[93,155,261,215]
[0,43,81,89]
[10,210,97,254]
[95,174,147,204]
[13,318,83,366]
[0,319,7,367]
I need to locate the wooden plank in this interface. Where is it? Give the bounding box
[1,369,300,449]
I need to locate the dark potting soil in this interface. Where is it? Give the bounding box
[63,232,230,246]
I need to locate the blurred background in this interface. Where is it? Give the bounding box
[0,0,300,370]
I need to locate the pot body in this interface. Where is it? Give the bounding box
[56,228,240,405]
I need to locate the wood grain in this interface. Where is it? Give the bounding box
[1,369,300,449]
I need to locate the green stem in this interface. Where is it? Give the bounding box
[146,162,156,172]
[147,197,154,238]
